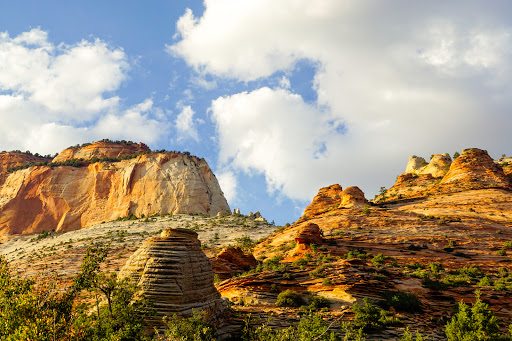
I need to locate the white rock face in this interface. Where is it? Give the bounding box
[405,156,427,173]
[405,153,452,178]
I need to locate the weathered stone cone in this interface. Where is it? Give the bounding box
[119,228,227,326]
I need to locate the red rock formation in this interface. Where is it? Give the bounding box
[52,141,149,163]
[440,148,510,189]
[0,152,49,185]
[294,223,322,253]
[211,247,258,280]
[302,184,343,218]
[0,151,230,236]
[339,186,367,208]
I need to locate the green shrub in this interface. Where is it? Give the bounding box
[235,236,256,252]
[383,290,422,313]
[159,311,215,341]
[371,253,386,267]
[445,291,504,341]
[276,290,305,307]
[352,298,400,331]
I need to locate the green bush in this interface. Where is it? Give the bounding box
[159,310,215,341]
[241,311,348,341]
[445,291,505,341]
[352,298,400,331]
[276,290,305,307]
[383,290,422,312]
[371,253,386,267]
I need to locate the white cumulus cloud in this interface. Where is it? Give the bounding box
[0,29,169,154]
[173,1,512,200]
[175,105,199,142]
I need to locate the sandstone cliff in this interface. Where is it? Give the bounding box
[0,144,230,236]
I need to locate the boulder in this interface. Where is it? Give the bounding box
[210,247,258,280]
[294,223,323,252]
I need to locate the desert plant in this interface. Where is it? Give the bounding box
[276,289,305,307]
[445,291,504,341]
[382,290,421,312]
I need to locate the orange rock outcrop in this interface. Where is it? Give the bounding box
[302,184,343,217]
[440,148,510,189]
[211,247,258,280]
[339,186,367,208]
[0,146,230,237]
[0,152,49,184]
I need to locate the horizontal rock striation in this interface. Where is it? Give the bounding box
[119,228,226,325]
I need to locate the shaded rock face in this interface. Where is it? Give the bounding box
[339,186,367,208]
[303,184,343,218]
[441,148,510,188]
[52,141,149,163]
[119,228,226,325]
[294,223,322,253]
[0,151,230,236]
[210,247,258,280]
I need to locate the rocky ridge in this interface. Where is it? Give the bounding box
[215,147,512,339]
[52,141,150,163]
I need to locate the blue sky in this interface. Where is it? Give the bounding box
[0,1,511,225]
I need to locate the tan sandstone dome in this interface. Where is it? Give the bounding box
[119,228,226,325]
[339,186,367,208]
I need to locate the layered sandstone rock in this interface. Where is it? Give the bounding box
[119,228,226,325]
[0,152,49,185]
[339,186,367,208]
[211,247,258,280]
[52,141,149,163]
[303,184,343,217]
[294,223,322,253]
[440,148,510,188]
[0,149,230,236]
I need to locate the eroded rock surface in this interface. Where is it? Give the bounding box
[339,186,367,208]
[211,247,258,280]
[0,145,230,237]
[119,228,227,325]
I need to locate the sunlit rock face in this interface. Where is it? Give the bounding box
[0,144,230,237]
[119,228,227,325]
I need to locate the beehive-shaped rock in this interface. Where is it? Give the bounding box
[119,228,226,325]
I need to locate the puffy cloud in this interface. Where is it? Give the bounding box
[216,170,238,203]
[0,29,168,154]
[174,1,512,200]
[175,105,199,142]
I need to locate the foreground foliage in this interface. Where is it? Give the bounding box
[0,244,151,341]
